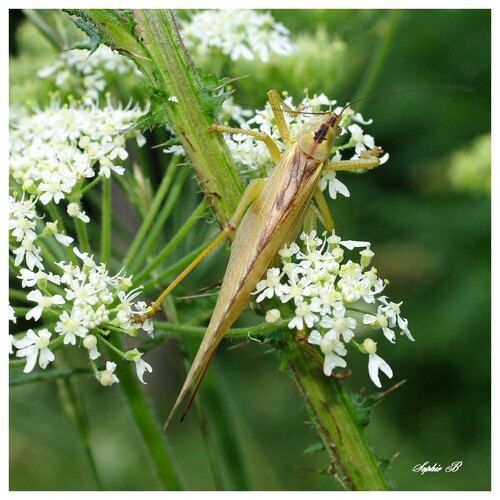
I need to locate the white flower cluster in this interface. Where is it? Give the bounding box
[10,242,153,385]
[218,92,389,197]
[9,63,150,384]
[255,230,413,388]
[180,10,295,63]
[37,45,143,103]
[10,97,146,202]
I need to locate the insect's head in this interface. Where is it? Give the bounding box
[296,111,344,162]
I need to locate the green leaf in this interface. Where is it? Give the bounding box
[71,17,102,54]
[304,442,325,455]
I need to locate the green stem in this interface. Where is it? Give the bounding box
[55,367,105,489]
[79,175,102,196]
[353,10,401,107]
[101,177,111,262]
[141,240,211,292]
[9,366,99,385]
[75,216,90,253]
[95,331,125,357]
[142,319,289,345]
[23,9,67,51]
[9,288,31,303]
[107,335,183,490]
[129,166,190,275]
[45,202,76,263]
[287,341,389,490]
[124,156,180,269]
[133,199,208,285]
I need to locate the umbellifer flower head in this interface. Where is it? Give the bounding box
[256,230,413,388]
[180,10,296,63]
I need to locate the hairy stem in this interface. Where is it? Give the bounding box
[287,341,389,490]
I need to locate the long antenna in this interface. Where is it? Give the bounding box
[342,84,473,112]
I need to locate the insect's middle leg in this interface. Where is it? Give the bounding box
[211,89,301,160]
[209,124,281,163]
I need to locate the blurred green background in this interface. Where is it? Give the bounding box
[9,9,490,490]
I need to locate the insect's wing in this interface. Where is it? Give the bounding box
[165,149,323,428]
[163,328,220,428]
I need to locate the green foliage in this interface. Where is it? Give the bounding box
[71,17,103,53]
[196,71,232,118]
[448,133,491,195]
[65,9,137,52]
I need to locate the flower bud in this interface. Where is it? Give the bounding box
[363,338,377,354]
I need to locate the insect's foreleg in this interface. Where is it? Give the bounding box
[211,90,298,158]
[323,152,382,172]
[134,178,266,323]
[209,124,281,163]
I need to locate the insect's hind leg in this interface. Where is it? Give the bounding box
[134,178,266,323]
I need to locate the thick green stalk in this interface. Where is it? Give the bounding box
[287,342,388,490]
[69,9,243,227]
[132,9,243,224]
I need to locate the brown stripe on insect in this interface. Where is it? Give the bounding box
[313,114,340,144]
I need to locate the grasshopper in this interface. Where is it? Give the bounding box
[136,90,383,427]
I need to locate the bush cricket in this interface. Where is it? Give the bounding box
[135,90,383,428]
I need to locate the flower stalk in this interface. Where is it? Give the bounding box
[107,335,183,490]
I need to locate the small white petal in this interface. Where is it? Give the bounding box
[362,314,376,326]
[368,353,393,388]
[323,352,346,376]
[382,326,396,343]
[307,330,322,345]
[341,240,370,250]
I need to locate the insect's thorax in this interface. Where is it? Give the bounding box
[296,113,341,162]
